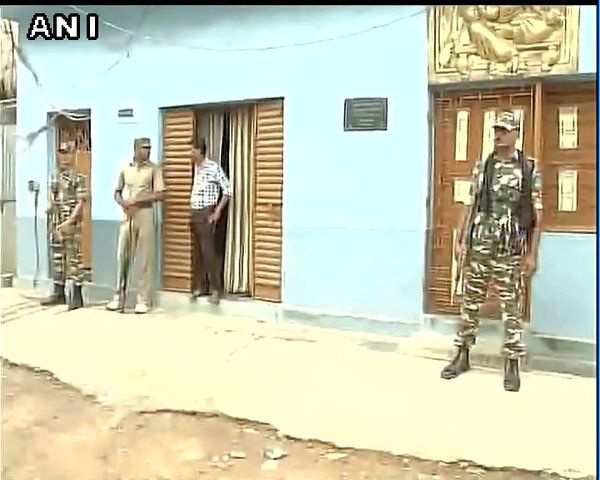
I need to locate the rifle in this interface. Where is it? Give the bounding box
[118,207,135,313]
[28,180,41,288]
[47,177,60,283]
[451,193,477,307]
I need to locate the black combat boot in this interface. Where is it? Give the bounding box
[40,283,66,306]
[503,358,521,392]
[67,285,84,311]
[440,346,471,380]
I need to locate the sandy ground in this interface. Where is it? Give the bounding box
[1,361,589,480]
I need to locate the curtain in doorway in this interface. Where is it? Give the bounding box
[224,106,254,294]
[197,111,225,163]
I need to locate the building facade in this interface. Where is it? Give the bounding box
[0,16,17,284]
[7,6,597,345]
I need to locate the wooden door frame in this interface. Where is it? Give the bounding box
[50,109,93,280]
[425,73,596,319]
[159,97,285,302]
[539,80,597,233]
[426,80,538,320]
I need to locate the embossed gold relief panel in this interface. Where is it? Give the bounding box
[428,6,580,84]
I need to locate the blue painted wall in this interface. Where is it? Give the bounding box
[531,234,596,340]
[12,6,598,338]
[530,5,597,341]
[579,5,597,74]
[15,6,429,321]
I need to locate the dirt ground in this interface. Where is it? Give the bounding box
[1,360,588,480]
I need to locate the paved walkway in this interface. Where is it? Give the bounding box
[1,289,596,477]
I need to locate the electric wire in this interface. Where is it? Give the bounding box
[68,5,426,53]
[14,6,426,149]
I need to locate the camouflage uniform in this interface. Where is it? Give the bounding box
[42,143,89,309]
[49,170,88,285]
[455,150,543,358]
[441,110,543,392]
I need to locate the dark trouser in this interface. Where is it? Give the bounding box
[191,207,223,295]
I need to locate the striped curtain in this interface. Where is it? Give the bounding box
[224,106,254,294]
[197,111,224,163]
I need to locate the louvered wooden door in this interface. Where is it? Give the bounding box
[161,109,194,292]
[252,100,284,302]
[427,88,534,317]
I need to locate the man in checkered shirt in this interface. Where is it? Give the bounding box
[190,138,232,305]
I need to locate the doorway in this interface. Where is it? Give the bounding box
[53,111,93,282]
[427,85,535,318]
[426,78,597,318]
[192,104,254,297]
[160,99,284,303]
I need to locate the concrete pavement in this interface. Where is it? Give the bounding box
[1,288,596,477]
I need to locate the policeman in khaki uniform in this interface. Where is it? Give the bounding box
[106,138,164,314]
[41,141,89,310]
[441,111,543,392]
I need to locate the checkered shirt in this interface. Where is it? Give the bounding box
[190,159,233,210]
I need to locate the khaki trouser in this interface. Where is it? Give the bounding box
[114,207,155,305]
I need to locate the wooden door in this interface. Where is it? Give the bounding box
[55,116,92,278]
[252,100,284,302]
[427,87,534,317]
[73,151,91,274]
[161,108,195,292]
[541,82,597,233]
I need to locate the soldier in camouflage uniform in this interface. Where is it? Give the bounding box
[40,141,89,310]
[440,111,543,392]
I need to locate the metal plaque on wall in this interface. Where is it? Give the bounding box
[344,98,388,132]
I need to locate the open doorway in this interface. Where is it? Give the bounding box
[161,99,284,303]
[52,111,93,282]
[192,104,254,297]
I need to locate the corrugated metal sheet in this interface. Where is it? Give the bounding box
[0,101,16,275]
[252,100,283,302]
[0,103,16,202]
[161,108,194,292]
[0,18,17,101]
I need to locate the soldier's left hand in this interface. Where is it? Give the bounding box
[522,255,538,276]
[56,221,73,235]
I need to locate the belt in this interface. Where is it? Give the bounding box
[191,205,216,211]
[136,202,153,209]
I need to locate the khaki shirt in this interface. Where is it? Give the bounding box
[115,160,164,204]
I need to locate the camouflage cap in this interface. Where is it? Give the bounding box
[493,111,520,132]
[134,137,151,148]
